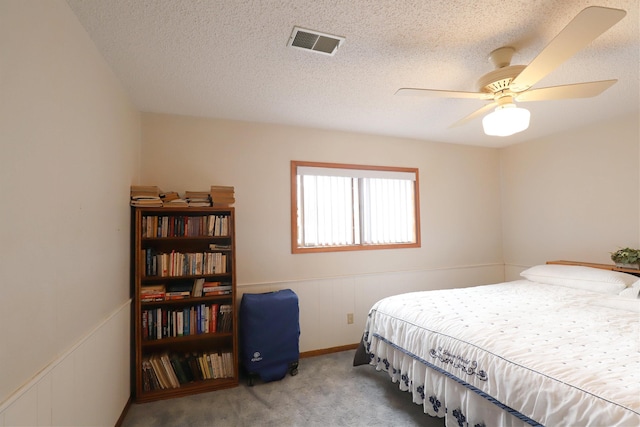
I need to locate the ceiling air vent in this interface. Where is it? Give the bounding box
[288,27,344,56]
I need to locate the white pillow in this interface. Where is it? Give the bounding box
[619,287,640,299]
[520,264,637,294]
[592,296,640,313]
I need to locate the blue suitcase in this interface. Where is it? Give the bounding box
[239,289,300,386]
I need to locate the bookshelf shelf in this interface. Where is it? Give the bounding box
[141,332,233,348]
[141,274,231,282]
[138,377,238,403]
[141,295,233,306]
[132,206,239,402]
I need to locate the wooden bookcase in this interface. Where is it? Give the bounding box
[131,207,238,402]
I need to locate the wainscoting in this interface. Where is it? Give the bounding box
[237,264,504,353]
[0,264,502,426]
[0,301,131,427]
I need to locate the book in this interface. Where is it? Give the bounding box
[131,198,163,207]
[225,351,234,378]
[209,304,219,332]
[141,284,166,302]
[169,353,189,385]
[131,185,161,199]
[207,215,230,237]
[202,283,232,296]
[149,355,170,389]
[192,278,205,297]
[203,290,231,296]
[206,354,214,378]
[164,291,190,300]
[141,348,235,391]
[131,185,163,207]
[160,353,180,388]
[218,305,232,333]
[198,354,210,379]
[166,281,193,295]
[209,243,232,250]
[178,354,194,382]
[141,293,166,302]
[161,192,189,207]
[210,185,235,206]
[141,284,166,293]
[186,353,203,381]
[141,359,153,391]
[202,284,231,292]
[185,190,211,207]
[160,191,180,201]
[142,357,163,391]
[163,198,189,207]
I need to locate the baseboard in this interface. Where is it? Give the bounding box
[300,343,359,358]
[114,397,132,427]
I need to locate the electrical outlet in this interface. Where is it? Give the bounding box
[347,313,354,324]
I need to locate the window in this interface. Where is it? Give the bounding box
[291,161,420,253]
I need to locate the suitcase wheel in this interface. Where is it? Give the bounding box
[247,373,257,387]
[289,361,299,377]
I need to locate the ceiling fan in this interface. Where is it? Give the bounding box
[396,6,627,136]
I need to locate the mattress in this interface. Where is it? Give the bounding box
[359,279,640,426]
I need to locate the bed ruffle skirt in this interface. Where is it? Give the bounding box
[362,337,536,427]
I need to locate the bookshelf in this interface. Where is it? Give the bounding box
[132,207,238,402]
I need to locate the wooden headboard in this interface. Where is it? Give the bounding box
[547,260,640,277]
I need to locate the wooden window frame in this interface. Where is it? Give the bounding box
[291,160,421,254]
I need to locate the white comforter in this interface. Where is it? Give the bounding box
[363,280,640,427]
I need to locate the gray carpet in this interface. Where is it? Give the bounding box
[121,350,444,427]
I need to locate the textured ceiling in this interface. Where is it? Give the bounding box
[66,0,639,147]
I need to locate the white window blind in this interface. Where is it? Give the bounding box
[360,177,415,245]
[293,162,419,251]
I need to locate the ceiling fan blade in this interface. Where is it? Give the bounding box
[449,102,497,128]
[515,79,617,102]
[510,6,626,93]
[396,88,493,100]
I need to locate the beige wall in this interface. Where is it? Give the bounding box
[0,1,139,425]
[500,113,640,280]
[140,113,506,351]
[141,114,504,284]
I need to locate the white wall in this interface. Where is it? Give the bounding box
[0,1,139,425]
[500,114,640,280]
[140,113,506,351]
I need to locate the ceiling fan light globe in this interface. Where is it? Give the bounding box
[482,104,530,136]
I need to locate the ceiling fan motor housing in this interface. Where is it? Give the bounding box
[476,65,526,94]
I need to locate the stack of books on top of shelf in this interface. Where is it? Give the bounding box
[161,191,189,207]
[131,185,163,207]
[210,186,235,206]
[141,284,166,302]
[185,190,212,207]
[202,282,232,296]
[165,282,193,300]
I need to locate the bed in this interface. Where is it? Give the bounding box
[354,263,640,426]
